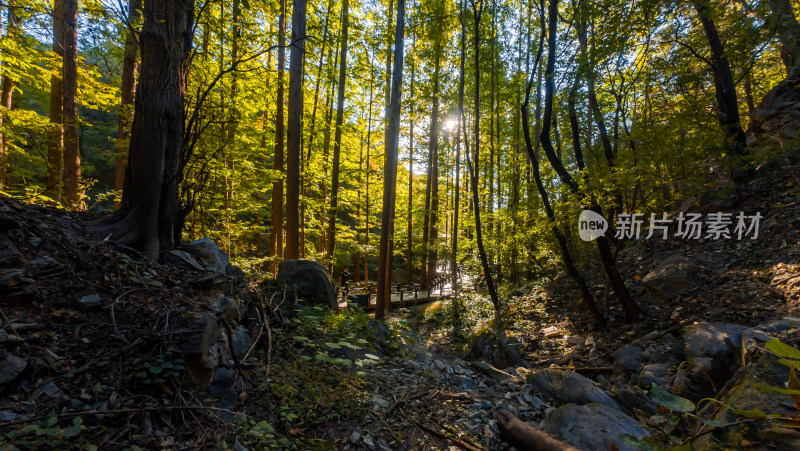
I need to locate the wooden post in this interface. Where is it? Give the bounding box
[400,288,404,303]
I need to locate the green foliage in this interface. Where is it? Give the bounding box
[1,413,96,450]
[130,350,185,387]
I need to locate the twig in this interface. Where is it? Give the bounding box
[405,415,485,451]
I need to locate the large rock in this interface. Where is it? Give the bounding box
[675,322,746,399]
[641,256,699,299]
[541,403,649,451]
[693,350,800,449]
[747,74,800,150]
[527,369,620,410]
[183,238,229,273]
[612,345,643,379]
[277,260,337,309]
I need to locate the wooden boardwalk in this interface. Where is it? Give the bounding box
[337,285,453,311]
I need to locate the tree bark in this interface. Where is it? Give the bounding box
[0,7,20,187]
[285,0,306,260]
[406,44,415,285]
[46,0,65,203]
[426,51,442,290]
[114,0,142,210]
[767,0,800,75]
[270,0,287,273]
[690,0,749,169]
[376,0,405,319]
[62,0,80,207]
[326,0,350,270]
[89,0,194,259]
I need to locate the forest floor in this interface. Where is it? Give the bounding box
[2,164,800,450]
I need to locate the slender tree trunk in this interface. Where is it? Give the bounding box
[46,0,65,203]
[285,0,306,260]
[538,0,639,321]
[426,51,442,289]
[0,7,20,187]
[690,0,749,172]
[114,0,142,210]
[452,3,467,290]
[62,0,80,207]
[269,0,287,273]
[326,0,350,270]
[406,47,415,285]
[376,0,405,319]
[364,49,375,289]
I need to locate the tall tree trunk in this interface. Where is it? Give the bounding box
[376,0,405,319]
[521,3,603,325]
[114,0,142,210]
[285,0,307,260]
[406,46,415,285]
[326,0,350,270]
[452,2,467,291]
[90,0,194,259]
[269,0,287,273]
[46,0,65,203]
[426,51,442,289]
[364,49,375,288]
[62,0,80,207]
[690,0,749,174]
[0,7,20,187]
[467,0,500,313]
[538,0,639,321]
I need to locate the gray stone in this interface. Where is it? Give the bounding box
[641,255,699,299]
[637,363,673,388]
[684,322,746,371]
[526,369,621,410]
[77,294,101,312]
[232,326,253,360]
[541,403,649,451]
[164,249,206,271]
[349,430,361,444]
[0,354,29,386]
[434,359,449,371]
[182,312,222,389]
[0,241,23,268]
[183,238,229,272]
[613,345,643,377]
[613,384,658,417]
[277,260,337,309]
[215,296,239,325]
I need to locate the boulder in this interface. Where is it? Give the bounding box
[637,363,674,389]
[613,383,658,417]
[232,326,253,360]
[641,256,699,299]
[677,322,746,399]
[693,350,800,449]
[613,345,643,378]
[164,249,205,271]
[541,403,649,451]
[277,260,337,309]
[183,238,229,273]
[526,369,620,410]
[747,74,800,151]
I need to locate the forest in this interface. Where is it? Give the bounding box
[1,0,800,448]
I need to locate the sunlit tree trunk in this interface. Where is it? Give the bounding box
[285,0,306,260]
[406,47,415,285]
[0,7,20,187]
[326,0,350,270]
[376,0,404,319]
[426,51,441,289]
[47,0,65,203]
[269,0,287,273]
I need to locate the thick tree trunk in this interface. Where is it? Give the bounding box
[326,0,350,270]
[46,0,65,203]
[376,0,404,319]
[285,0,306,260]
[270,0,287,273]
[62,0,80,207]
[89,0,194,259]
[114,0,142,210]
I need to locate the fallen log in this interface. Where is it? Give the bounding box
[494,409,579,451]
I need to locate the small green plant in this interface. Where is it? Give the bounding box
[131,350,184,386]
[1,412,96,449]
